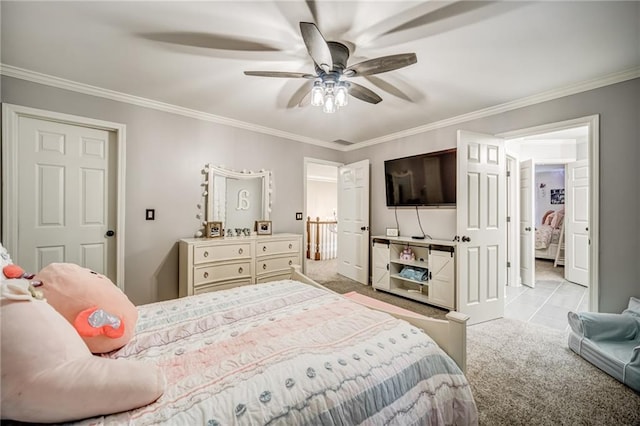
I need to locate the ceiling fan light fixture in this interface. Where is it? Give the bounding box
[311,81,325,106]
[335,82,349,107]
[323,93,337,113]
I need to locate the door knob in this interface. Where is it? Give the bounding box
[461,236,471,242]
[525,227,531,231]
[105,230,115,237]
[360,226,369,231]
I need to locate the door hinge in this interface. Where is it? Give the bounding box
[507,261,511,268]
[506,171,511,177]
[506,216,511,223]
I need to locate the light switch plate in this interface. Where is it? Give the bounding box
[146,209,155,220]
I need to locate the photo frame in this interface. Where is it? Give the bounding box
[550,189,565,205]
[386,227,399,237]
[205,221,223,238]
[255,220,272,235]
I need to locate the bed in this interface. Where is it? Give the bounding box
[1,263,477,425]
[535,209,565,266]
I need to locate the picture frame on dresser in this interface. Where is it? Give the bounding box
[255,220,272,235]
[205,221,223,238]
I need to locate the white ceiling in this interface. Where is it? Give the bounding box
[2,1,639,149]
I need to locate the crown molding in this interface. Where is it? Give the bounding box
[343,67,640,151]
[0,64,344,151]
[2,63,637,153]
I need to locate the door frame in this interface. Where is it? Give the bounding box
[498,114,599,311]
[2,103,127,290]
[303,157,342,275]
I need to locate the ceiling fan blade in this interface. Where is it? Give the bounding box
[299,22,333,72]
[345,53,417,77]
[287,81,313,108]
[348,82,382,104]
[244,71,316,79]
[364,76,416,102]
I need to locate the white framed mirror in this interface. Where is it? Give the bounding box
[206,164,272,231]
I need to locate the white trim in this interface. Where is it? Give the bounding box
[1,103,127,291]
[500,115,599,312]
[346,68,638,151]
[2,63,637,152]
[0,64,340,151]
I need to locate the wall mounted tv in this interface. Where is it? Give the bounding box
[384,148,457,207]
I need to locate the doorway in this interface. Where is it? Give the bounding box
[501,116,598,329]
[303,158,339,283]
[2,104,127,288]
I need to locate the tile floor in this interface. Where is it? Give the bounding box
[505,259,589,331]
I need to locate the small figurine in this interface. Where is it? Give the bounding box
[235,228,242,237]
[226,228,233,237]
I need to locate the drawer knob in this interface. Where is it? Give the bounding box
[203,251,209,257]
[288,243,292,249]
[238,248,243,255]
[262,246,267,252]
[288,260,293,266]
[204,272,209,278]
[263,264,267,270]
[238,267,243,274]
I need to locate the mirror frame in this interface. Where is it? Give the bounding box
[206,164,272,227]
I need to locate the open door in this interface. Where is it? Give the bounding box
[457,131,506,325]
[565,160,589,286]
[519,159,535,287]
[337,159,370,284]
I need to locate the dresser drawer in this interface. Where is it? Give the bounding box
[194,261,252,285]
[256,239,300,257]
[256,255,298,276]
[194,243,251,264]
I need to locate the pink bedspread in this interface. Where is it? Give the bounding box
[75,280,477,425]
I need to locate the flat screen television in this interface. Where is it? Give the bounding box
[384,148,457,207]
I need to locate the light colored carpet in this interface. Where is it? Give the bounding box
[467,318,640,425]
[308,260,640,425]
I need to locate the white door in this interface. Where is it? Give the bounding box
[16,116,117,279]
[337,159,370,284]
[457,131,506,325]
[519,159,535,287]
[565,160,589,286]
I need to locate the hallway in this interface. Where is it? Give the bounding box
[505,259,588,331]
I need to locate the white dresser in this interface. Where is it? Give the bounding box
[178,233,302,297]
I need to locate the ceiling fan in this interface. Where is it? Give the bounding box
[243,22,417,112]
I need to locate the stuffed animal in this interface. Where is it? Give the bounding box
[0,279,164,423]
[35,263,138,353]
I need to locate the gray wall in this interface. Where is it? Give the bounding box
[344,78,640,314]
[2,76,638,313]
[1,76,341,305]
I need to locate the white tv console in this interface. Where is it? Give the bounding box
[371,236,457,310]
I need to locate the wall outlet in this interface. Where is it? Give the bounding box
[296,212,303,220]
